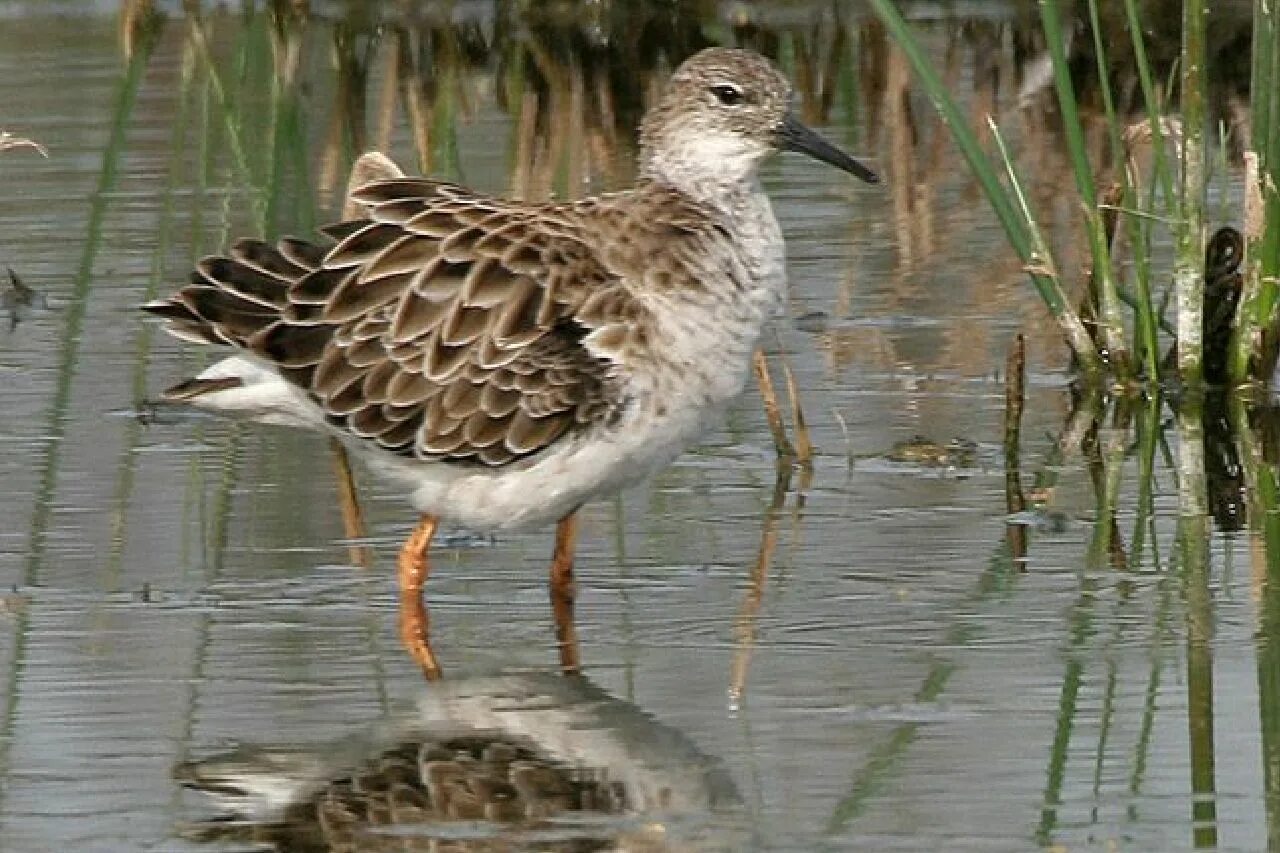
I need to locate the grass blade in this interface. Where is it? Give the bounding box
[865,0,1102,378]
[1173,0,1208,387]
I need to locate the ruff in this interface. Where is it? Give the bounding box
[144,47,877,676]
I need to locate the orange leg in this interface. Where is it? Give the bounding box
[397,514,441,680]
[550,513,581,675]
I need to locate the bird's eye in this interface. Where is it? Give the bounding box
[709,84,744,106]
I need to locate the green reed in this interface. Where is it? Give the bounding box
[1039,0,1132,378]
[1232,0,1280,383]
[869,0,1276,395]
[1174,0,1209,388]
[863,0,1103,380]
[1086,0,1160,375]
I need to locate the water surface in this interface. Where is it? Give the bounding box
[0,2,1272,851]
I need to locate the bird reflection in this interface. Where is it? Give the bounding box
[176,673,743,852]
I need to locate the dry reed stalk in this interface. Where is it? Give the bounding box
[1004,333,1027,565]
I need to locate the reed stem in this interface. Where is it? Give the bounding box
[1174,0,1208,388]
[1040,0,1132,377]
[1086,0,1160,375]
[1234,0,1280,384]
[1122,0,1175,208]
[865,0,1103,381]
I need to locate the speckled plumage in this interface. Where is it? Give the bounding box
[176,674,744,851]
[144,47,876,532]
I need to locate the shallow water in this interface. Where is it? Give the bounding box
[0,2,1273,851]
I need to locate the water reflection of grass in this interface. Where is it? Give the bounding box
[1236,404,1280,850]
[857,7,1276,844]
[816,359,1280,847]
[0,3,160,815]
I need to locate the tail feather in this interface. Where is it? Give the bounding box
[141,296,200,324]
[144,151,417,428]
[143,236,348,352]
[164,321,229,347]
[159,376,244,402]
[229,238,309,280]
[180,286,277,341]
[144,234,361,417]
[319,220,368,243]
[286,266,353,306]
[195,256,289,309]
[277,237,327,270]
[249,322,335,368]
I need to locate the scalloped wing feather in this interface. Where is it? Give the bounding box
[143,179,678,467]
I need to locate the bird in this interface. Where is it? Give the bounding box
[143,47,879,679]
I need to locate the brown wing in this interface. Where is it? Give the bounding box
[145,179,641,467]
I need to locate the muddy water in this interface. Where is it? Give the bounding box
[0,3,1271,852]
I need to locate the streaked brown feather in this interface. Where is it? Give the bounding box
[424,339,473,383]
[290,267,353,305]
[463,408,506,447]
[415,258,470,301]
[344,336,386,369]
[314,347,363,399]
[441,379,481,419]
[440,303,489,346]
[327,377,370,416]
[278,237,327,270]
[230,238,308,280]
[349,178,457,206]
[390,291,448,343]
[381,402,419,423]
[386,370,433,407]
[319,220,368,244]
[377,414,423,450]
[369,197,432,225]
[143,180,731,468]
[197,257,288,310]
[350,404,392,438]
[361,359,399,404]
[359,236,438,282]
[324,269,417,323]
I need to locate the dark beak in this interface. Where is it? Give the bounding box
[778,112,879,184]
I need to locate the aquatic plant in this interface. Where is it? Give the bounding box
[868,0,1277,395]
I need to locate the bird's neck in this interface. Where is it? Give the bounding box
[637,173,787,321]
[638,131,769,210]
